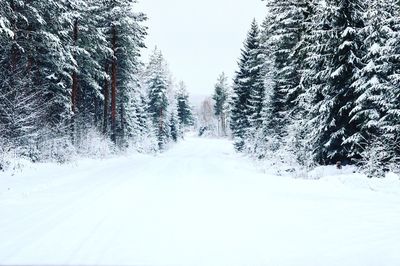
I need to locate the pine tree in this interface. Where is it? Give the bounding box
[146,48,170,149]
[259,0,312,153]
[348,0,398,160]
[62,0,109,141]
[124,78,158,151]
[102,0,147,145]
[169,96,180,142]
[32,1,74,129]
[302,0,366,164]
[382,2,400,158]
[176,81,194,129]
[230,20,263,151]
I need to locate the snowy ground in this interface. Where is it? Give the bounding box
[1,136,400,266]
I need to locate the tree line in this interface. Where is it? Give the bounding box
[226,0,400,176]
[0,0,193,168]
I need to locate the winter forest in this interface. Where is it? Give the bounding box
[1,1,400,265]
[0,0,195,167]
[2,0,400,177]
[227,0,400,177]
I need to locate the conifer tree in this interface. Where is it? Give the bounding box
[259,0,312,152]
[62,0,109,140]
[348,0,398,159]
[145,48,170,149]
[382,2,400,158]
[102,0,147,145]
[169,96,180,142]
[231,20,263,151]
[301,0,366,164]
[176,81,194,129]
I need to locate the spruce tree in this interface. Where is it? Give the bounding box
[258,0,312,153]
[145,48,170,149]
[169,97,180,142]
[176,81,194,129]
[302,0,366,164]
[230,20,263,151]
[382,2,400,158]
[348,0,398,159]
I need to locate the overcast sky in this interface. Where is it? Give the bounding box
[136,0,266,98]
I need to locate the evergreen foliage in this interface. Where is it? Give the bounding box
[145,48,186,149]
[230,20,263,151]
[227,0,400,176]
[0,0,193,167]
[176,81,194,129]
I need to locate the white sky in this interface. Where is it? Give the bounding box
[136,0,266,98]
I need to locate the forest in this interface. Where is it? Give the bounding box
[0,0,194,169]
[1,0,400,178]
[208,0,400,177]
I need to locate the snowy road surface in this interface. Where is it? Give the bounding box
[1,136,400,266]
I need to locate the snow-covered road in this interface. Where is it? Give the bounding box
[1,136,400,266]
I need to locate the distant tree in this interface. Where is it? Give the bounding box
[198,97,217,137]
[169,100,180,142]
[212,73,229,136]
[145,48,171,149]
[176,81,194,129]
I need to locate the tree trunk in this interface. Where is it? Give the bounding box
[217,117,220,137]
[159,108,163,147]
[71,18,79,115]
[111,25,117,143]
[103,62,109,134]
[10,0,17,73]
[94,96,99,128]
[221,114,226,137]
[71,18,79,143]
[120,104,124,144]
[159,109,163,133]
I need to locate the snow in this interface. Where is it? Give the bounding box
[341,27,356,38]
[369,43,381,54]
[0,19,14,38]
[365,60,376,72]
[1,136,400,266]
